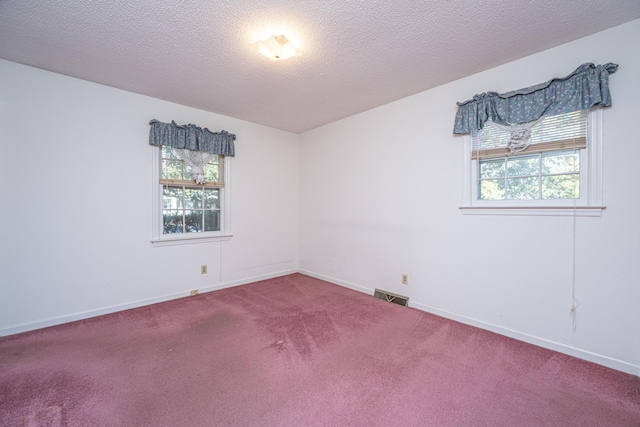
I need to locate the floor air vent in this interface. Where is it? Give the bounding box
[373,289,409,307]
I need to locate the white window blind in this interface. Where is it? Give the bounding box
[471,110,587,160]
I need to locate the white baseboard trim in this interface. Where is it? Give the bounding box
[0,269,298,338]
[299,269,373,295]
[298,269,640,376]
[199,269,299,294]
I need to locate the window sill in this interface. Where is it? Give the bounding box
[459,206,605,217]
[151,233,233,247]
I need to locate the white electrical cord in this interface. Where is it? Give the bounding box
[570,205,578,331]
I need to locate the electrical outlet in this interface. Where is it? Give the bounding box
[190,290,199,296]
[402,274,408,285]
[201,265,207,274]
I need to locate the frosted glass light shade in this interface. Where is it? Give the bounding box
[251,34,300,60]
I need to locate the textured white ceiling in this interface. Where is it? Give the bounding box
[1,1,639,133]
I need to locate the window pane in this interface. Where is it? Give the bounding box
[184,188,203,209]
[162,159,185,180]
[506,177,539,199]
[542,174,579,199]
[184,210,202,233]
[162,146,180,159]
[204,160,220,182]
[204,189,219,209]
[163,187,183,209]
[204,210,220,232]
[480,160,504,179]
[479,179,505,200]
[507,156,539,177]
[163,210,183,234]
[542,151,579,174]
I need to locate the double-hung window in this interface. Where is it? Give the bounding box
[462,109,604,215]
[149,120,234,246]
[161,146,223,234]
[151,147,231,245]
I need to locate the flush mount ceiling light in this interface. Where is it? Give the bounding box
[251,34,300,60]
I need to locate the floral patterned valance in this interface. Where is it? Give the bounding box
[149,120,236,156]
[453,63,618,134]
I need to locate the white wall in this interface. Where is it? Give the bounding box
[0,59,299,334]
[299,20,640,375]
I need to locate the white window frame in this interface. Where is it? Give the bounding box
[151,147,233,246]
[460,108,605,217]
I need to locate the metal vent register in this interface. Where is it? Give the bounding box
[373,289,409,307]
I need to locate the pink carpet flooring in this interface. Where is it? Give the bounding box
[1,273,639,426]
